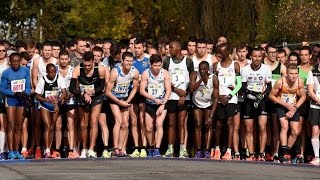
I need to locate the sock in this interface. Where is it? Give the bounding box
[104,146,109,151]
[215,146,220,151]
[21,147,27,153]
[227,148,232,153]
[273,153,278,157]
[311,138,319,158]
[180,144,185,151]
[142,146,146,150]
[0,131,4,153]
[168,144,173,151]
[45,148,50,153]
[150,146,154,150]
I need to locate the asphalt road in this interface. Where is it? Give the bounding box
[0,158,319,180]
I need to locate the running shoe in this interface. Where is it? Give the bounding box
[212,149,221,160]
[309,158,320,165]
[87,150,97,158]
[27,149,34,159]
[102,150,111,158]
[35,148,42,159]
[148,149,154,157]
[51,150,61,159]
[44,152,51,158]
[281,154,291,163]
[203,150,210,159]
[194,151,203,159]
[292,154,304,164]
[245,154,256,161]
[265,153,273,161]
[234,153,241,160]
[68,152,76,159]
[258,153,266,161]
[119,149,128,157]
[210,149,215,159]
[130,149,140,158]
[73,150,80,158]
[21,150,28,159]
[0,152,5,160]
[8,151,16,160]
[273,156,280,163]
[179,150,189,158]
[139,149,147,157]
[153,149,161,157]
[163,149,174,158]
[80,149,88,158]
[14,151,24,160]
[222,151,232,160]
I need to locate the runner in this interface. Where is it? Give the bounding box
[241,47,272,161]
[269,64,306,163]
[192,38,216,73]
[190,61,219,158]
[105,52,139,157]
[0,43,8,160]
[139,54,171,157]
[35,63,67,158]
[0,53,31,159]
[69,51,106,158]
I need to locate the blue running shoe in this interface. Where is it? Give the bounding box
[8,151,16,160]
[203,150,210,158]
[194,151,203,158]
[154,149,161,157]
[14,151,25,160]
[0,153,5,160]
[148,149,154,157]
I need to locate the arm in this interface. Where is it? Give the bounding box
[296,78,306,109]
[127,70,139,103]
[162,70,172,103]
[139,71,154,101]
[93,65,106,95]
[189,71,202,93]
[229,62,242,97]
[105,69,121,103]
[31,58,39,88]
[58,88,67,103]
[268,79,286,107]
[209,75,219,118]
[0,71,14,96]
[35,79,49,103]
[69,66,80,95]
[25,68,31,96]
[281,64,287,76]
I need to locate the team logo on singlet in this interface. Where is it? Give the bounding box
[142,61,148,67]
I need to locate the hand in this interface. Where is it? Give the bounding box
[154,98,164,105]
[219,95,229,105]
[174,88,187,97]
[178,96,186,107]
[86,89,95,96]
[118,100,131,107]
[287,103,296,112]
[205,117,213,128]
[156,105,165,117]
[84,93,92,104]
[54,104,59,113]
[285,111,295,119]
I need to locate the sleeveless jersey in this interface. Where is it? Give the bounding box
[277,77,299,105]
[308,65,320,109]
[0,59,9,102]
[112,64,136,99]
[133,55,150,75]
[168,56,190,100]
[271,62,282,87]
[38,57,58,80]
[146,68,165,105]
[217,61,237,104]
[192,73,215,108]
[78,63,101,96]
[192,54,213,73]
[59,66,75,105]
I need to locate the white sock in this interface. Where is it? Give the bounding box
[21,147,27,153]
[215,146,220,151]
[273,153,278,157]
[180,144,185,151]
[0,131,4,153]
[311,138,320,158]
[227,148,232,153]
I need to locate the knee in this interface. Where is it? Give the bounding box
[80,120,88,130]
[56,123,62,132]
[259,125,267,133]
[121,122,129,129]
[90,119,98,128]
[146,126,153,134]
[168,119,176,128]
[15,124,22,132]
[291,128,300,136]
[216,121,222,130]
[281,125,289,132]
[246,127,253,134]
[131,119,138,128]
[194,120,202,130]
[155,123,163,130]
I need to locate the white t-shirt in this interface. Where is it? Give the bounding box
[241,64,272,93]
[306,70,320,109]
[35,75,67,96]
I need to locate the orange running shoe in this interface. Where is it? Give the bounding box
[221,151,232,160]
[210,149,215,159]
[35,148,42,159]
[212,149,221,160]
[21,151,28,159]
[51,150,61,159]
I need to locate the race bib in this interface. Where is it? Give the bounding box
[45,90,58,98]
[80,84,94,93]
[11,79,25,92]
[148,84,164,97]
[195,87,211,102]
[114,81,130,94]
[248,82,263,92]
[170,69,185,87]
[280,93,296,104]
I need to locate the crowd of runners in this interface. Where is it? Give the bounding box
[0,34,320,165]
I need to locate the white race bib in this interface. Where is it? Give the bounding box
[280,93,296,104]
[80,84,94,93]
[148,84,164,97]
[195,86,211,102]
[170,69,185,87]
[11,79,25,92]
[114,81,130,94]
[45,90,58,98]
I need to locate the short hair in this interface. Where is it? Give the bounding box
[92,46,104,54]
[149,54,162,65]
[300,46,311,54]
[158,37,169,46]
[134,37,147,47]
[199,61,209,68]
[95,38,104,45]
[110,42,121,58]
[9,52,21,61]
[42,41,52,49]
[181,43,187,51]
[187,36,197,44]
[85,37,95,46]
[59,49,69,57]
[288,52,301,65]
[74,37,86,45]
[15,40,26,50]
[83,51,94,61]
[130,32,143,40]
[46,63,56,71]
[197,38,207,45]
[287,63,298,71]
[122,51,134,60]
[170,37,182,49]
[312,44,320,50]
[251,47,264,54]
[277,48,287,56]
[236,42,247,51]
[51,40,61,48]
[118,39,129,48]
[25,39,36,49]
[20,52,31,61]
[206,38,214,45]
[265,44,277,52]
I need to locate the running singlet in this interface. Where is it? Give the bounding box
[307,65,320,109]
[271,62,282,87]
[38,57,58,80]
[277,77,299,105]
[216,61,237,104]
[59,66,75,105]
[192,73,215,108]
[237,59,251,102]
[78,63,101,96]
[133,55,150,75]
[241,64,272,94]
[0,59,9,102]
[168,56,190,100]
[146,68,165,105]
[111,64,136,99]
[192,54,213,73]
[298,66,310,88]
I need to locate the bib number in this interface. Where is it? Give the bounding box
[171,69,185,87]
[80,84,94,93]
[280,93,296,104]
[148,84,164,97]
[114,81,130,94]
[11,79,26,92]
